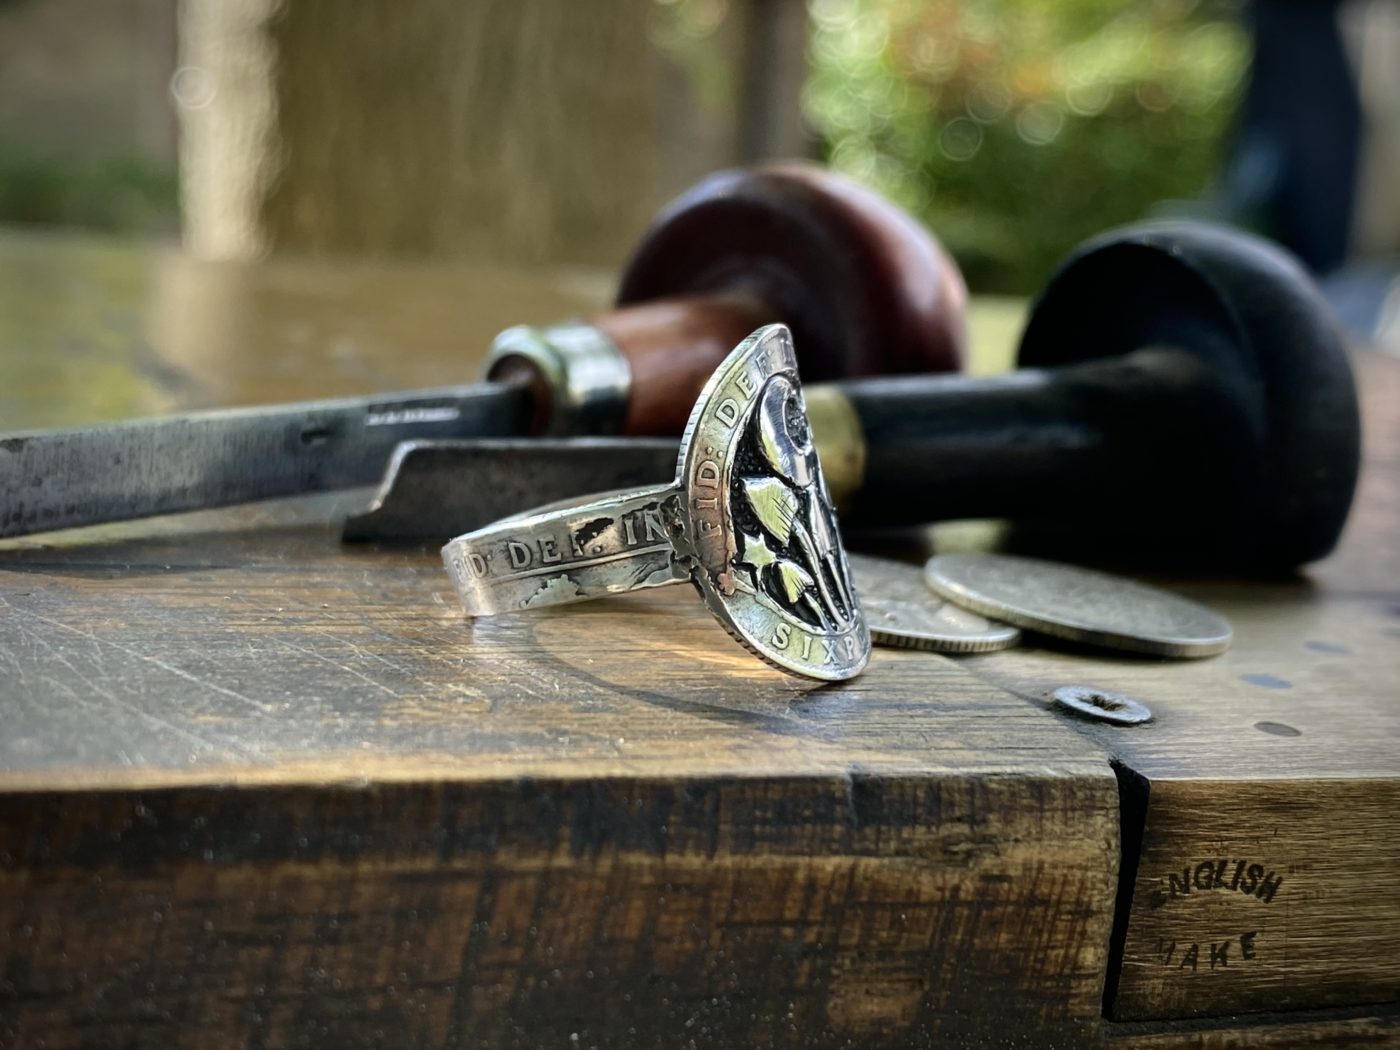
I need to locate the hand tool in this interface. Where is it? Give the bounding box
[0,165,965,539]
[359,222,1361,569]
[838,220,1360,568]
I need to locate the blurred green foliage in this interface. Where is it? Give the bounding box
[806,0,1250,292]
[0,0,1247,274]
[0,135,178,236]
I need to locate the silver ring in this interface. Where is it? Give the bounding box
[442,324,870,681]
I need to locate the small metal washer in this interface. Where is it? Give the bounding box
[1051,686,1153,725]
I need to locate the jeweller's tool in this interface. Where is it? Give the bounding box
[834,222,1360,568]
[847,553,1020,653]
[0,165,965,539]
[342,439,682,543]
[443,325,871,681]
[925,553,1233,658]
[356,222,1362,570]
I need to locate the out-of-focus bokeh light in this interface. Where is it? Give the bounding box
[805,0,1250,292]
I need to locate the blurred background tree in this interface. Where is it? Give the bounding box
[804,0,1249,292]
[0,0,179,236]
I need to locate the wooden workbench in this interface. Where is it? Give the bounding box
[0,229,1396,1048]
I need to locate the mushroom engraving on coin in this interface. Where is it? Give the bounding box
[737,376,858,632]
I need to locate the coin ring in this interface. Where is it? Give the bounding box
[442,325,870,681]
[923,553,1233,658]
[848,554,1021,653]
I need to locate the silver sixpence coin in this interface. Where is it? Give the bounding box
[680,326,869,680]
[923,553,1232,658]
[848,554,1021,653]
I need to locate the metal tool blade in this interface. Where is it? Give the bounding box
[1,385,529,538]
[342,438,680,543]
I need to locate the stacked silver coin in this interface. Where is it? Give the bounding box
[847,554,1019,653]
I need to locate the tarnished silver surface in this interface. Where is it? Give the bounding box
[485,322,632,436]
[847,553,1021,653]
[1051,686,1153,725]
[443,486,688,613]
[343,437,678,542]
[443,325,870,681]
[0,386,528,539]
[0,317,637,539]
[924,553,1233,658]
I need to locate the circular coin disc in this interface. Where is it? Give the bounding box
[923,553,1232,658]
[680,325,870,680]
[848,554,1021,653]
[1051,686,1153,725]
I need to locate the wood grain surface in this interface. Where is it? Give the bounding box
[0,230,1397,1048]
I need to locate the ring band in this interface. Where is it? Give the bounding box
[442,324,870,681]
[443,485,687,614]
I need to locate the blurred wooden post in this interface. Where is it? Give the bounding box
[736,0,810,164]
[177,0,662,267]
[177,0,814,268]
[1345,0,1400,259]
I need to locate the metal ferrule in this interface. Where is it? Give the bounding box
[485,323,631,436]
[804,385,867,512]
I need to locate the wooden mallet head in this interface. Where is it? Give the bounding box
[488,163,967,435]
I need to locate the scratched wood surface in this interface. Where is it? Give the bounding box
[956,349,1400,1023]
[0,230,1397,1048]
